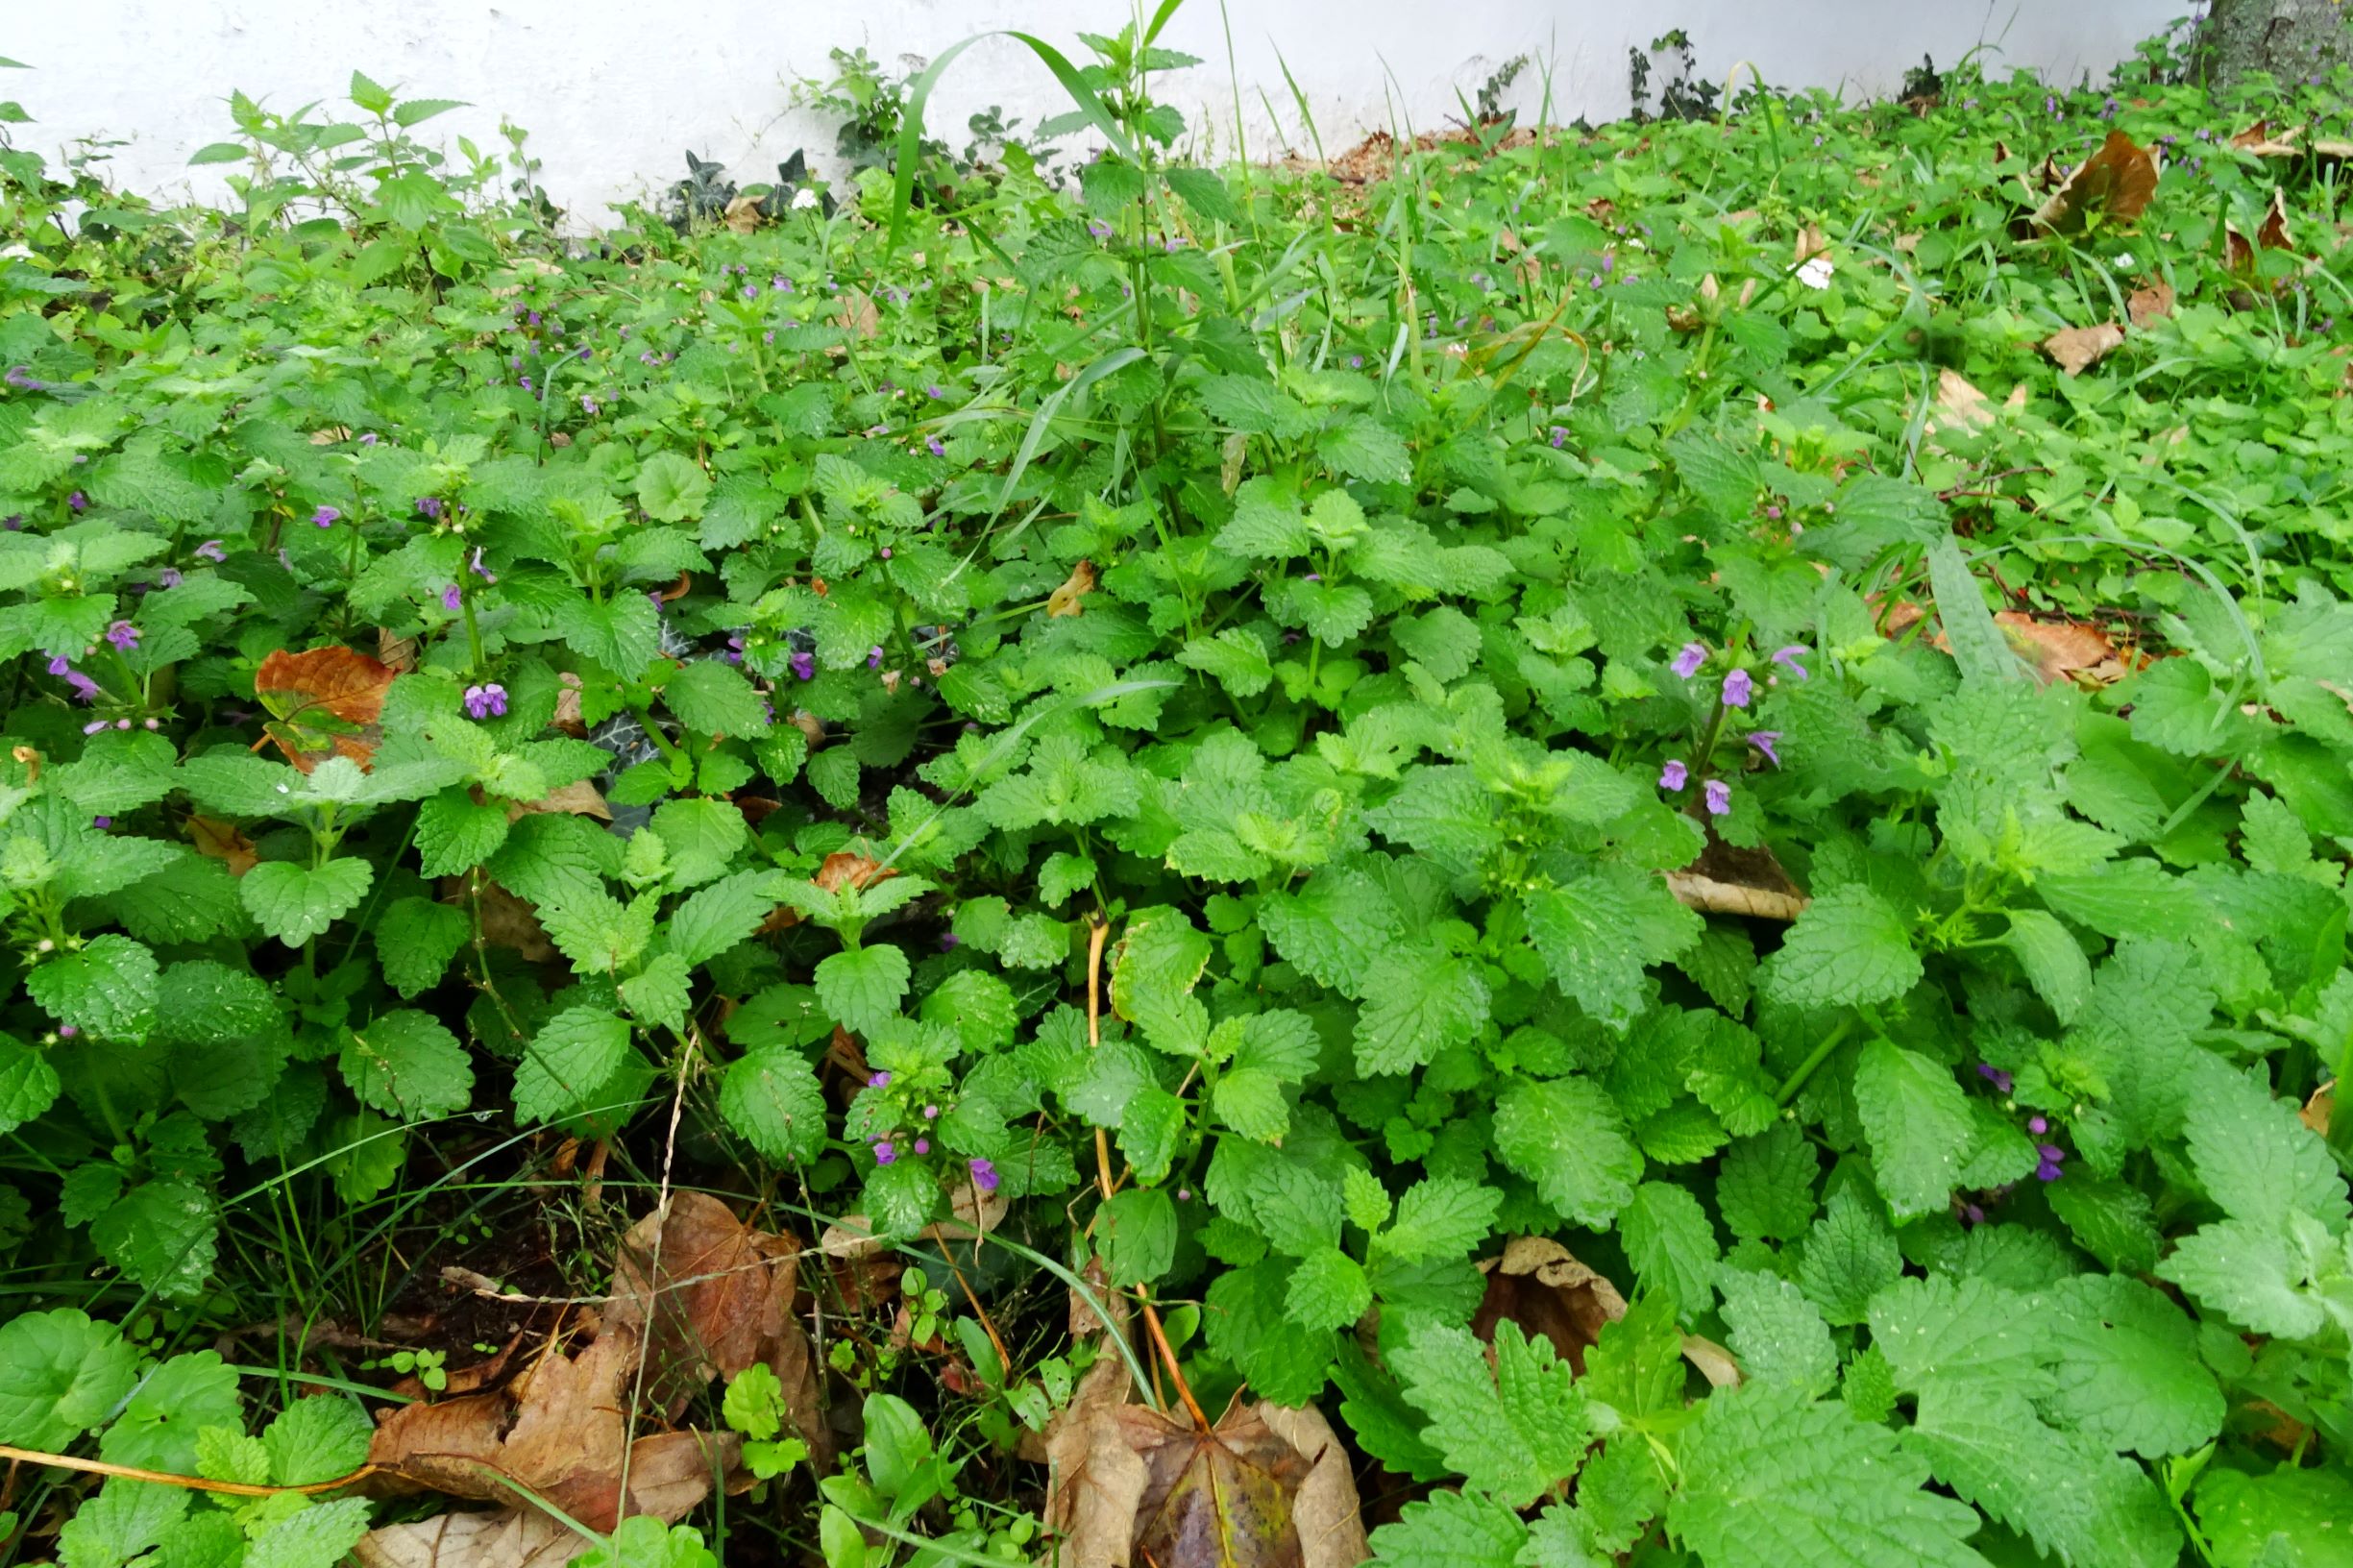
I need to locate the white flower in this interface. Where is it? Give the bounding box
[2112,252,2136,270]
[791,186,821,210]
[1796,256,1834,289]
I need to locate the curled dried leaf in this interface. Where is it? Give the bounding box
[1048,558,1099,618]
[187,814,258,876]
[2028,130,2158,234]
[2040,322,2126,376]
[257,646,395,773]
[2126,282,2174,327]
[1665,834,1809,922]
[1471,1237,1626,1375]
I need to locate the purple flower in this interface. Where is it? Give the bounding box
[741,283,758,300]
[1722,669,1753,709]
[1748,730,1782,767]
[67,491,86,511]
[926,384,944,400]
[968,1157,998,1194]
[462,683,507,720]
[789,650,816,681]
[940,932,960,951]
[311,505,340,528]
[58,1024,77,1039]
[1659,759,1689,791]
[105,621,138,652]
[926,435,945,457]
[92,816,111,829]
[1348,355,1362,368]
[195,540,226,562]
[64,670,99,702]
[82,719,108,734]
[1088,220,1113,238]
[913,1138,930,1155]
[416,497,444,520]
[441,583,463,613]
[1550,426,1568,448]
[874,1140,896,1166]
[2036,1142,2065,1164]
[1703,779,1731,816]
[868,1070,891,1089]
[469,547,496,583]
[772,276,793,292]
[582,395,598,414]
[1976,1063,2014,1094]
[867,645,885,670]
[1671,642,1707,678]
[1963,1204,1985,1226]
[923,1104,940,1119]
[158,568,182,589]
[2035,1158,2064,1183]
[359,432,379,446]
[1770,645,1809,680]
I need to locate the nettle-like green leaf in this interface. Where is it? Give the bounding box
[1522,864,1702,1032]
[1392,1317,1595,1507]
[513,1006,634,1124]
[1851,1039,1973,1222]
[0,1308,141,1450]
[340,1010,473,1120]
[1760,883,1922,1010]
[242,858,374,946]
[26,934,159,1042]
[814,943,910,1035]
[1492,1076,1643,1228]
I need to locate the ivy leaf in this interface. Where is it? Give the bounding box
[98,1349,241,1474]
[242,858,374,947]
[1761,883,1922,1010]
[1670,1383,1993,1568]
[815,943,910,1035]
[1851,1040,1973,1222]
[1391,1317,1595,1508]
[340,1011,473,1120]
[1492,1076,1643,1228]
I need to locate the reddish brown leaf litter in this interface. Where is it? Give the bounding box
[2026,130,2157,234]
[256,645,396,772]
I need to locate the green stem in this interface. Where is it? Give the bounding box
[1775,1017,1855,1107]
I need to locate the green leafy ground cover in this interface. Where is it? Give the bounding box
[0,13,2349,1567]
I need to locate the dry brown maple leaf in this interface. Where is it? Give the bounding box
[186,814,258,876]
[603,1192,822,1464]
[2028,130,2158,234]
[2127,282,2175,328]
[364,1326,737,1531]
[2041,322,2126,376]
[255,646,395,773]
[1047,558,1098,618]
[354,1507,588,1568]
[814,849,898,894]
[1664,833,1809,922]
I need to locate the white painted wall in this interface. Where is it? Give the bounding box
[8,1,2183,226]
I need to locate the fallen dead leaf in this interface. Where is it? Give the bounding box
[2302,1081,2334,1138]
[551,674,585,736]
[309,426,354,445]
[187,814,258,876]
[378,627,420,674]
[835,290,881,339]
[505,779,611,823]
[814,850,898,894]
[603,1192,823,1467]
[722,194,764,234]
[1047,558,1098,618]
[1665,834,1809,922]
[1471,1237,1626,1376]
[355,1507,588,1568]
[2028,130,2158,234]
[2126,282,2174,327]
[1793,224,1829,266]
[1046,1396,1364,1568]
[1682,1335,1744,1389]
[256,646,396,773]
[2040,322,2126,376]
[1927,369,2027,434]
[365,1326,737,1531]
[1992,610,2136,686]
[449,877,556,964]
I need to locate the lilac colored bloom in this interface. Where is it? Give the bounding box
[470,547,496,583]
[1670,642,1707,678]
[1550,426,1569,448]
[64,671,99,703]
[2035,1159,2064,1183]
[1659,759,1689,791]
[1770,645,1810,680]
[1088,220,1113,238]
[1976,1063,2014,1094]
[105,621,138,652]
[462,683,507,720]
[926,384,944,399]
[867,645,885,670]
[940,932,960,951]
[417,497,445,520]
[58,1024,77,1038]
[1302,573,1322,583]
[874,1140,896,1165]
[878,547,892,560]
[869,1070,891,1089]
[519,376,533,392]
[441,583,463,613]
[1703,779,1731,816]
[2027,1115,2048,1136]
[47,655,69,675]
[92,816,111,829]
[527,310,542,327]
[582,395,598,414]
[923,1104,940,1119]
[2036,1143,2065,1164]
[968,1157,999,1194]
[158,568,182,589]
[1348,355,1362,368]
[1748,730,1782,767]
[789,650,816,681]
[3,515,18,529]
[196,539,226,563]
[926,435,944,457]
[1963,1203,1986,1225]
[742,283,758,300]
[913,1139,930,1155]
[772,276,792,291]
[1722,669,1753,709]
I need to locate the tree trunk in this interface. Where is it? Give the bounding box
[2196,0,2353,89]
